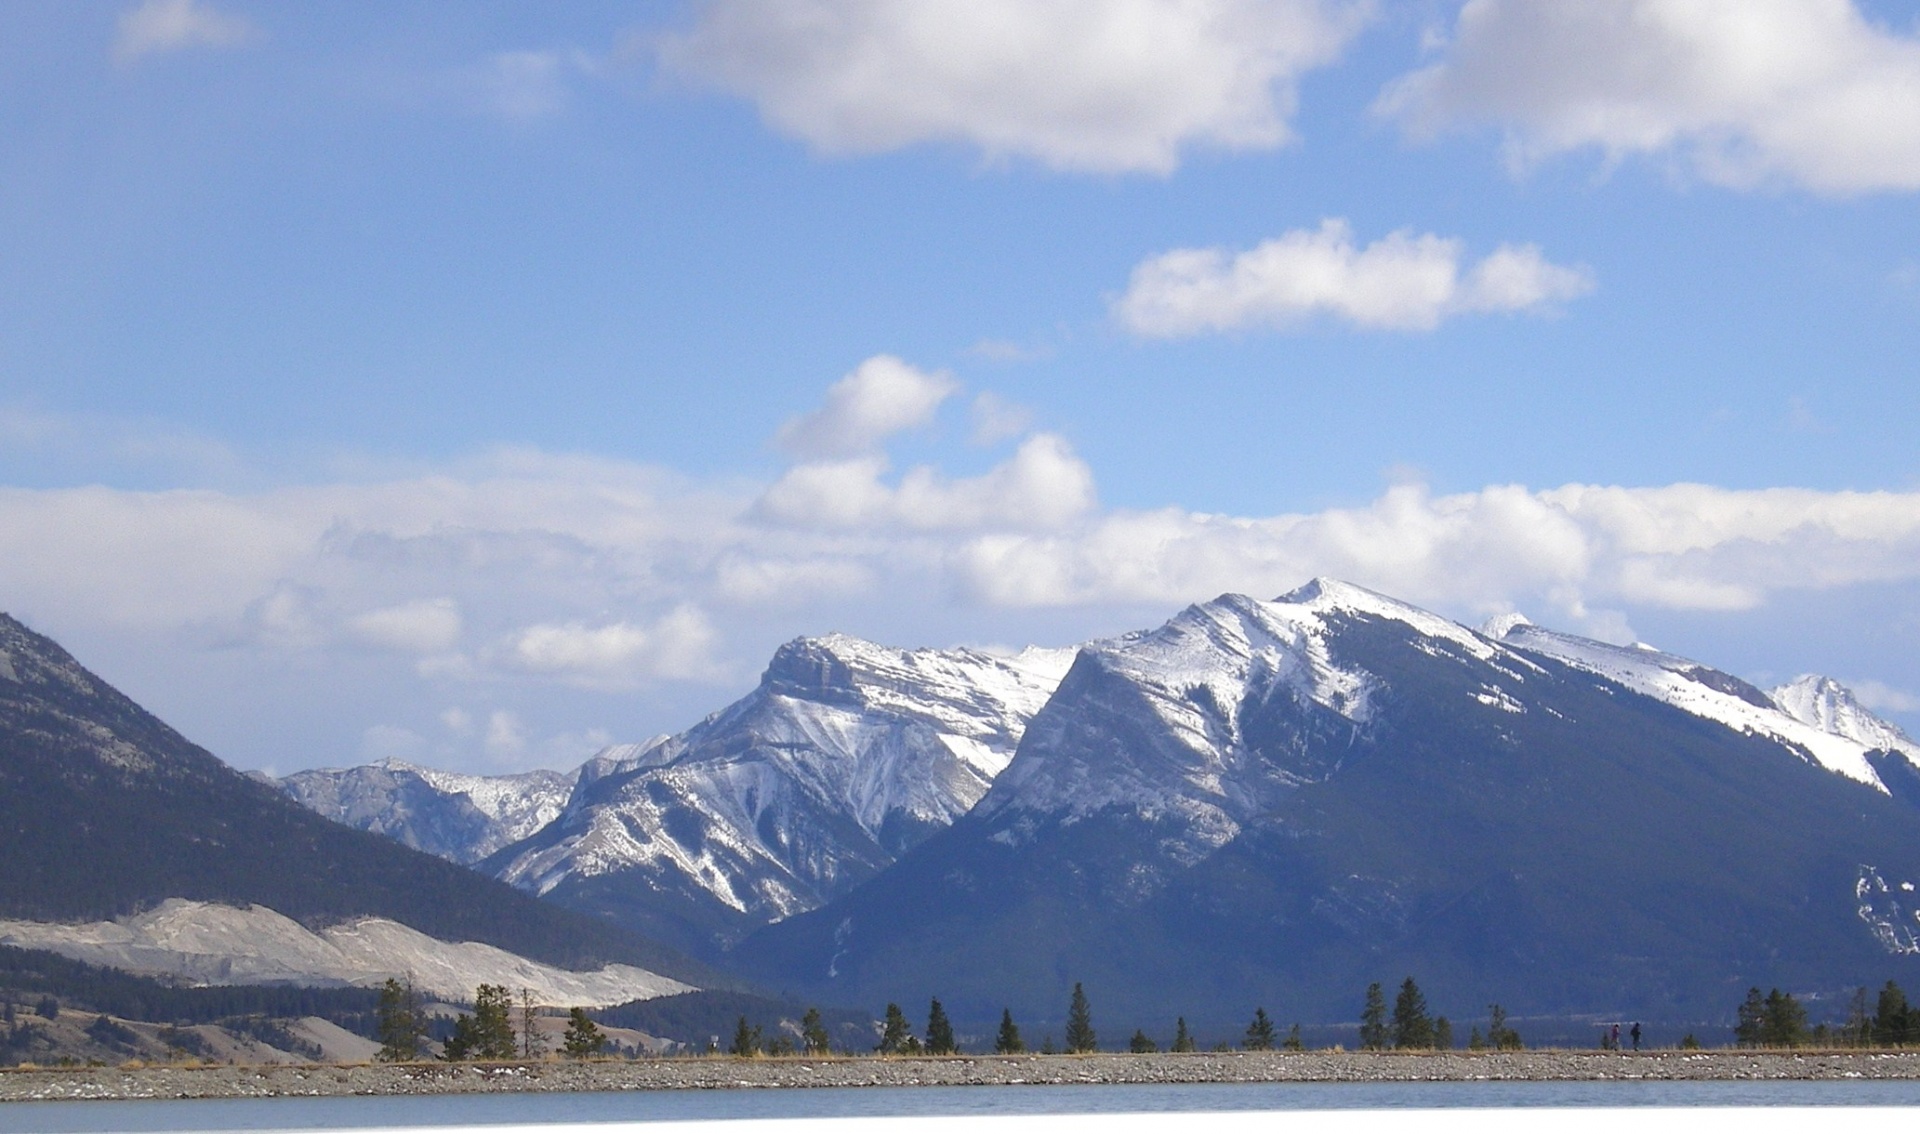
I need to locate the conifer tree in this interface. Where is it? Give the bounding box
[1065,983,1096,1053]
[1735,987,1766,1047]
[1434,1016,1453,1051]
[375,977,425,1063]
[1760,989,1807,1048]
[1845,987,1871,1047]
[730,1015,761,1057]
[994,1009,1025,1054]
[1172,1017,1195,1053]
[1282,1024,1304,1051]
[1244,1007,1275,1051]
[1391,978,1435,1049]
[1486,1004,1522,1051]
[926,998,957,1055]
[446,984,517,1061]
[1874,981,1911,1047]
[878,1003,913,1054]
[520,988,543,1060]
[1468,1026,1486,1051]
[801,1007,832,1055]
[1129,1029,1157,1053]
[1359,983,1387,1050]
[562,1008,606,1059]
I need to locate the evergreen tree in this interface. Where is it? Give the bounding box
[1065,983,1096,1053]
[878,1003,914,1054]
[562,1008,606,1059]
[1359,983,1387,1051]
[1434,1017,1453,1051]
[444,984,516,1061]
[925,998,957,1055]
[1244,1007,1275,1051]
[1486,1004,1522,1051]
[1391,978,1435,1050]
[1874,981,1911,1047]
[1172,1017,1195,1053]
[730,1015,761,1057]
[1761,989,1808,1048]
[1845,986,1872,1047]
[1467,1026,1486,1051]
[801,1007,832,1055]
[1129,1029,1158,1053]
[1282,1024,1304,1051]
[1734,987,1766,1047]
[994,1009,1025,1054]
[375,977,425,1063]
[765,1034,797,1056]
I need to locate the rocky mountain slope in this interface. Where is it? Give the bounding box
[270,759,576,865]
[0,612,709,996]
[736,580,1920,1030]
[479,635,1074,957]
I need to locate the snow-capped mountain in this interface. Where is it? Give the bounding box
[272,759,576,865]
[1487,617,1919,790]
[481,634,1075,956]
[740,580,1920,1030]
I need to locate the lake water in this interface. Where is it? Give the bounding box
[8,1080,1920,1133]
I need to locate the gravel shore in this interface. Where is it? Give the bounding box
[6,1051,1920,1103]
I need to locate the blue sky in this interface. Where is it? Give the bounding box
[3,0,1919,773]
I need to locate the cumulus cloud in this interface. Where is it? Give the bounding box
[1378,0,1920,195]
[1849,680,1920,714]
[1114,219,1593,335]
[756,433,1097,531]
[500,605,721,688]
[775,355,958,458]
[115,0,253,63]
[347,598,463,655]
[658,0,1371,174]
[969,392,1034,446]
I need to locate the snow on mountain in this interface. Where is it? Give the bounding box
[1490,621,1901,790]
[273,759,576,865]
[0,899,693,1006]
[982,579,1513,858]
[1772,674,1920,761]
[484,634,1075,951]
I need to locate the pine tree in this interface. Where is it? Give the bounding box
[926,998,957,1055]
[878,1003,913,1054]
[375,977,425,1063]
[994,1009,1025,1054]
[1244,1007,1275,1051]
[562,1008,606,1059]
[1065,983,1096,1053]
[730,1015,761,1057]
[801,1007,832,1055]
[1282,1024,1304,1051]
[1761,989,1807,1048]
[1359,983,1387,1051]
[1734,987,1766,1047]
[1486,1004,1522,1051]
[1129,1029,1157,1053]
[473,984,517,1060]
[1468,1026,1486,1051]
[1172,1017,1195,1053]
[1434,1017,1453,1051]
[1874,981,1911,1047]
[1391,978,1434,1049]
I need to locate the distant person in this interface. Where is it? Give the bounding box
[1630,1023,1641,1051]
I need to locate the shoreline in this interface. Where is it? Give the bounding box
[7,1050,1920,1103]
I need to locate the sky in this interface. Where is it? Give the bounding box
[2,0,1919,774]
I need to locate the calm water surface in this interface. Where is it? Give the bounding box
[8,1080,1920,1132]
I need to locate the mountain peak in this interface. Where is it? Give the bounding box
[1773,674,1918,757]
[1480,611,1533,639]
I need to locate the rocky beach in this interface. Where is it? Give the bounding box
[5,1051,1920,1103]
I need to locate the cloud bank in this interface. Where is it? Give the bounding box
[1380,0,1920,195]
[115,0,253,63]
[658,0,1371,174]
[1115,219,1592,335]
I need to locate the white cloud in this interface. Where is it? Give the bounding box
[1378,0,1920,195]
[658,0,1371,174]
[477,50,575,122]
[969,392,1034,446]
[115,0,253,63]
[501,605,721,688]
[775,355,958,458]
[347,598,463,655]
[1114,219,1593,335]
[1849,680,1920,714]
[756,433,1097,531]
[484,710,529,759]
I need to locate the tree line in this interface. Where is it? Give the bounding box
[374,980,608,1062]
